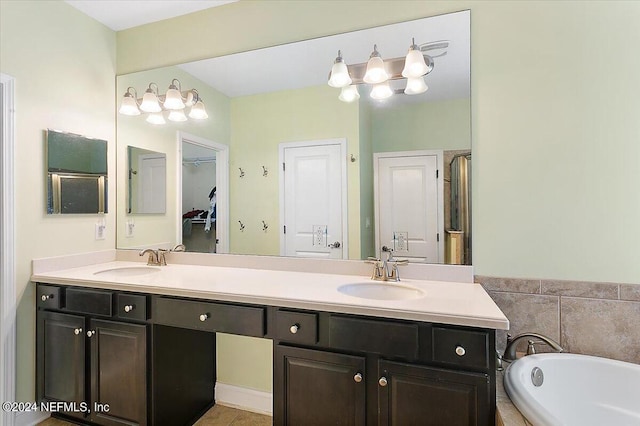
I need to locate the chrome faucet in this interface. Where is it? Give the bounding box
[502,332,564,362]
[140,244,186,266]
[366,246,408,281]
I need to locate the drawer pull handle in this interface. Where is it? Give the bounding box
[87,330,95,338]
[289,324,299,334]
[353,373,363,383]
[455,345,466,356]
[41,294,51,301]
[74,328,83,335]
[124,305,134,313]
[378,377,388,387]
[199,314,209,322]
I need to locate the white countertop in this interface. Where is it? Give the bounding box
[32,260,509,330]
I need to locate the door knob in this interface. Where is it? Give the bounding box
[87,330,95,337]
[124,305,134,313]
[329,241,341,249]
[455,345,466,356]
[353,373,363,383]
[199,313,209,322]
[378,376,388,387]
[41,294,51,301]
[74,328,83,335]
[289,324,299,334]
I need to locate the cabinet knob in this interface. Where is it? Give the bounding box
[378,377,388,387]
[87,330,95,338]
[353,373,363,383]
[41,294,50,301]
[289,324,299,334]
[124,305,134,313]
[455,345,466,357]
[73,328,82,335]
[199,314,209,322]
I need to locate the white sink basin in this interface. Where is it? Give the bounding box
[93,266,161,278]
[337,282,424,300]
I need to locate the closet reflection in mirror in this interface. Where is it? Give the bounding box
[116,10,471,264]
[127,146,166,214]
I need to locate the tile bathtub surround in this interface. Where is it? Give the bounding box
[475,276,640,364]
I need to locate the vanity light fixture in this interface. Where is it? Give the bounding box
[338,85,360,103]
[328,50,352,88]
[118,78,208,124]
[328,38,435,103]
[402,38,432,78]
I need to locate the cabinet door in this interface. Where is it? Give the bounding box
[37,311,86,420]
[378,360,491,426]
[275,345,366,426]
[88,319,147,426]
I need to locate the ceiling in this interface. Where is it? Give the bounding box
[177,11,470,103]
[65,0,237,31]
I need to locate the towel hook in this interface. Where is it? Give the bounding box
[238,220,245,232]
[239,168,245,178]
[262,221,269,232]
[262,166,268,177]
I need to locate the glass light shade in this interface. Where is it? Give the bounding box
[185,91,195,107]
[404,77,428,95]
[164,88,185,110]
[328,62,352,88]
[370,81,393,100]
[118,95,140,116]
[188,101,209,119]
[139,91,162,113]
[402,49,431,78]
[338,85,360,103]
[363,56,388,84]
[168,109,187,122]
[146,113,166,125]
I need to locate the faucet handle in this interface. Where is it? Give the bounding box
[172,244,186,252]
[365,257,381,264]
[157,249,168,266]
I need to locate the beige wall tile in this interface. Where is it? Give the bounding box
[620,284,640,302]
[541,280,619,299]
[488,292,559,353]
[561,298,640,364]
[476,276,540,294]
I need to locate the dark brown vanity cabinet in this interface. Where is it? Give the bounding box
[273,311,495,426]
[37,286,149,426]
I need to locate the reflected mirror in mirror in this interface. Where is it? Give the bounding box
[116,10,470,265]
[127,146,167,214]
[46,129,108,214]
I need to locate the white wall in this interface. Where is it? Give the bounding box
[0,0,116,402]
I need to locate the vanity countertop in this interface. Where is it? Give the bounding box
[32,260,509,330]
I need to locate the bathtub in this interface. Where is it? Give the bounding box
[503,353,640,426]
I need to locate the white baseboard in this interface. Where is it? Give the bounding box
[15,411,49,426]
[215,383,272,416]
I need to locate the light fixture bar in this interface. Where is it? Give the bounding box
[335,55,434,86]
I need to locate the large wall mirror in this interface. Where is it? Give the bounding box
[116,10,470,264]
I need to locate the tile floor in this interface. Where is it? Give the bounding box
[37,405,272,426]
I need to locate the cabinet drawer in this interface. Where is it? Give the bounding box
[330,315,418,360]
[153,297,265,337]
[65,288,112,317]
[276,310,318,345]
[37,284,62,310]
[115,293,148,321]
[432,326,489,369]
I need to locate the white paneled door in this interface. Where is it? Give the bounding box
[374,151,443,263]
[281,140,346,259]
[138,154,166,214]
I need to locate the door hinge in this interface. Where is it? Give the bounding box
[284,225,287,234]
[282,162,286,171]
[437,233,440,242]
[436,169,439,178]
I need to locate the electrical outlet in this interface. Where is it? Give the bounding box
[125,220,135,237]
[95,221,106,240]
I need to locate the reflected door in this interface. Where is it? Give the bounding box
[281,141,345,259]
[375,152,443,263]
[138,154,166,214]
